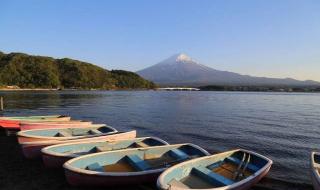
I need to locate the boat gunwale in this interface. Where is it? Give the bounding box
[0,115,70,121]
[311,151,320,187]
[20,130,137,147]
[17,124,116,141]
[63,143,210,177]
[41,136,170,157]
[157,148,273,190]
[19,120,91,125]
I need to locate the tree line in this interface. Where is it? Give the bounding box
[0,52,156,90]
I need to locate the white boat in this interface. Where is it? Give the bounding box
[157,149,272,190]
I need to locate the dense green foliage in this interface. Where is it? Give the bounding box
[0,51,156,89]
[111,70,156,89]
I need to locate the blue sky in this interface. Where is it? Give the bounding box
[1,0,319,81]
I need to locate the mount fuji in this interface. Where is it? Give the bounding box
[137,53,320,87]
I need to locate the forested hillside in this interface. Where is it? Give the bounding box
[0,52,156,89]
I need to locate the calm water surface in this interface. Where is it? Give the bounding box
[1,91,319,185]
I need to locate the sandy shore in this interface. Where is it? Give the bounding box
[0,132,312,190]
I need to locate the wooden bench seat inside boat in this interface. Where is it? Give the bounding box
[89,129,102,135]
[126,155,150,171]
[86,162,104,172]
[54,131,71,137]
[135,141,149,148]
[128,141,149,148]
[71,129,85,136]
[169,149,189,160]
[93,146,113,152]
[192,166,234,186]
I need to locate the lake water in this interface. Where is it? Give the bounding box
[1,90,319,185]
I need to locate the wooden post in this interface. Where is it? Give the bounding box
[0,97,3,111]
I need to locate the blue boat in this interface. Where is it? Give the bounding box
[157,149,272,190]
[42,137,169,168]
[63,143,210,187]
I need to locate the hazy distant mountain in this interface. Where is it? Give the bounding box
[137,53,320,87]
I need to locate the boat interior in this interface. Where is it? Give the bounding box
[23,126,115,137]
[166,151,267,189]
[314,153,320,174]
[46,137,168,156]
[68,144,208,173]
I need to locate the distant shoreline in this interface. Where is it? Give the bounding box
[0,88,154,91]
[0,88,319,93]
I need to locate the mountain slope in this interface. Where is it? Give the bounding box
[0,51,156,89]
[137,53,320,87]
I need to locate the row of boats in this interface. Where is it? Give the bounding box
[0,115,318,189]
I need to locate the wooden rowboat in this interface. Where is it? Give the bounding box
[20,120,93,131]
[1,115,69,120]
[17,124,114,143]
[0,115,71,130]
[157,149,272,190]
[20,130,137,159]
[42,137,169,168]
[311,152,320,190]
[63,144,210,187]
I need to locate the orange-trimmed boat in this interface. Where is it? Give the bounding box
[0,115,71,130]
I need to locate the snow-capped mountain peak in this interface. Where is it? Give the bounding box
[176,53,193,62]
[158,53,197,66]
[137,53,320,87]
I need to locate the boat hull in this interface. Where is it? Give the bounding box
[0,120,20,129]
[312,169,320,190]
[228,164,271,190]
[17,124,107,143]
[42,154,71,168]
[65,169,160,187]
[20,121,92,131]
[0,116,71,130]
[157,165,271,190]
[21,131,137,159]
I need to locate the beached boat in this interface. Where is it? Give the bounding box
[17,124,114,143]
[63,143,210,187]
[20,120,92,131]
[1,115,70,120]
[311,152,320,190]
[157,149,272,190]
[20,129,136,159]
[42,137,169,168]
[0,115,71,130]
